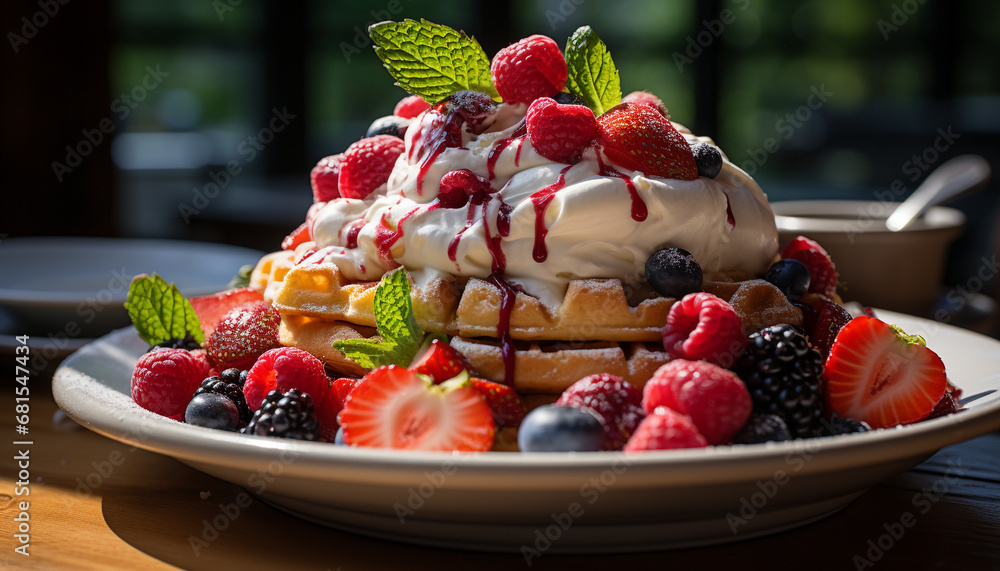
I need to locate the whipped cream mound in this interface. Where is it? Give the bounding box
[310,102,778,308]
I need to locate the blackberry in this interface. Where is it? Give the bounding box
[732,413,792,445]
[553,92,585,106]
[816,414,871,437]
[734,324,825,439]
[148,335,201,352]
[193,368,252,426]
[243,389,318,440]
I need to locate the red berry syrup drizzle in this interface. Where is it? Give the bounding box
[487,273,517,386]
[486,121,527,180]
[373,205,427,269]
[529,165,573,263]
[595,152,648,222]
[344,220,363,249]
[724,194,736,229]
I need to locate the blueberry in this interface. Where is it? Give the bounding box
[517,405,605,452]
[334,426,346,445]
[184,392,240,431]
[553,92,585,106]
[644,247,703,298]
[366,115,410,139]
[764,259,811,300]
[690,142,723,179]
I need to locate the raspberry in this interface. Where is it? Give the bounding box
[623,407,708,452]
[203,301,281,371]
[526,97,598,163]
[491,34,567,105]
[244,346,329,411]
[338,135,405,200]
[436,169,493,208]
[554,373,645,450]
[643,360,752,445]
[131,348,209,418]
[394,94,431,119]
[310,154,344,203]
[622,90,668,117]
[662,292,747,368]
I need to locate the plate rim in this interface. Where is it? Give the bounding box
[52,310,1000,487]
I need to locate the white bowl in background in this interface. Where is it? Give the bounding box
[772,200,965,315]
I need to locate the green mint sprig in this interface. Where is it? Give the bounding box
[124,273,204,346]
[369,19,500,104]
[333,269,435,368]
[564,26,621,115]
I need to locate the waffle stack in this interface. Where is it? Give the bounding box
[251,252,802,397]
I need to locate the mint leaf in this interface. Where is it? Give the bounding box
[124,273,205,345]
[334,269,425,368]
[564,26,621,115]
[227,264,254,289]
[369,19,500,104]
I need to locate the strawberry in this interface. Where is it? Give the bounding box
[781,236,838,297]
[203,301,280,371]
[661,292,747,368]
[394,94,431,119]
[340,365,495,451]
[310,153,344,203]
[409,338,470,383]
[803,296,853,360]
[824,316,947,429]
[622,90,668,117]
[189,288,265,339]
[526,97,598,163]
[597,102,698,180]
[315,377,361,442]
[338,135,405,200]
[623,407,708,452]
[491,34,567,104]
[281,221,311,251]
[470,378,527,428]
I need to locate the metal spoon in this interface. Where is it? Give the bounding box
[885,154,991,232]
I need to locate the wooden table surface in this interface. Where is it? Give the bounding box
[3,368,1000,571]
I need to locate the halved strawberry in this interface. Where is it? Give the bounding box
[281,221,311,251]
[596,102,698,180]
[824,316,947,429]
[470,378,527,428]
[781,236,838,297]
[189,287,265,339]
[340,365,495,451]
[409,338,470,383]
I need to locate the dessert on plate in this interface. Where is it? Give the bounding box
[125,20,961,453]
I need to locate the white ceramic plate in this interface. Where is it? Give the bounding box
[0,237,262,336]
[52,311,1000,553]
